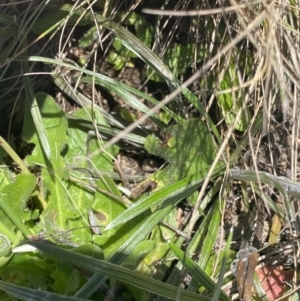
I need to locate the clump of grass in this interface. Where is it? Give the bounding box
[0,0,300,300]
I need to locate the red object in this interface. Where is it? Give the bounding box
[256,265,294,300]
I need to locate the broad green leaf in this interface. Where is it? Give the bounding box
[122,240,155,269]
[117,12,154,48]
[22,92,67,163]
[65,107,119,240]
[0,227,18,264]
[65,105,122,249]
[91,175,126,249]
[137,242,169,276]
[73,243,104,260]
[51,260,85,295]
[0,234,11,257]
[112,38,138,59]
[1,174,36,223]
[100,201,151,259]
[134,17,154,49]
[75,206,174,298]
[0,174,36,237]
[145,118,216,187]
[0,158,14,188]
[22,93,72,232]
[0,253,54,294]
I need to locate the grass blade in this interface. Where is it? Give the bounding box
[0,280,89,301]
[106,163,225,230]
[29,241,210,301]
[21,61,52,159]
[168,241,231,301]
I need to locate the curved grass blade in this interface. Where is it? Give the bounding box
[81,76,168,128]
[25,0,217,130]
[196,201,222,271]
[106,163,225,230]
[52,69,167,128]
[53,75,126,129]
[0,136,30,174]
[168,241,231,301]
[210,227,233,301]
[230,169,297,221]
[67,115,147,145]
[51,4,176,83]
[22,60,52,159]
[0,280,89,301]
[157,182,223,301]
[29,241,210,301]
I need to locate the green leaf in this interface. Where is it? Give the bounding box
[145,118,217,187]
[112,38,138,59]
[0,253,54,293]
[51,261,84,295]
[73,243,104,260]
[100,203,151,259]
[0,234,11,257]
[111,12,154,59]
[78,26,98,48]
[75,206,174,298]
[23,92,67,164]
[148,44,206,82]
[216,50,253,132]
[29,4,93,35]
[91,175,127,249]
[122,240,155,269]
[107,52,128,70]
[0,157,14,185]
[136,242,169,276]
[0,174,36,237]
[22,92,72,232]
